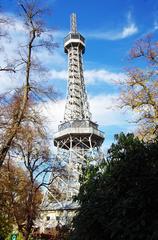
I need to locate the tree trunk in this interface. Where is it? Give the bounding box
[0,27,36,167]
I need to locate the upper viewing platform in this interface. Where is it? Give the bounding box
[64,13,85,53]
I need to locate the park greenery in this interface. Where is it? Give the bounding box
[71,133,158,240]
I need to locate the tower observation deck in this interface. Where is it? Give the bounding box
[54,13,104,150]
[40,13,105,229]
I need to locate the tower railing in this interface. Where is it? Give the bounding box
[58,120,99,131]
[64,33,85,44]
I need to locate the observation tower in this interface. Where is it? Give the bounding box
[40,13,104,229]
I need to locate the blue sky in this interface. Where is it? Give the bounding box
[1,0,158,151]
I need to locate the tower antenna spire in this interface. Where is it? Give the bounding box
[71,13,77,33]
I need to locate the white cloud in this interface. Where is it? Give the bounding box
[53,30,67,39]
[39,99,66,134]
[0,72,21,93]
[89,94,132,127]
[120,23,138,39]
[85,69,126,84]
[39,94,134,134]
[49,69,126,85]
[154,20,158,30]
[49,70,67,81]
[0,13,66,93]
[86,11,138,40]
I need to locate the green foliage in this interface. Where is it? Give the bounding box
[0,173,13,240]
[0,214,13,240]
[71,133,158,240]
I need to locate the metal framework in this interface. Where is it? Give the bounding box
[41,13,105,228]
[64,13,91,121]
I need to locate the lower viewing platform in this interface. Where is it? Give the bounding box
[54,120,105,148]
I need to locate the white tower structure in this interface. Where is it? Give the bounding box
[53,12,104,199]
[40,13,104,229]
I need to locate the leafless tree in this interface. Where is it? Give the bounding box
[0,0,58,167]
[119,34,158,140]
[0,120,59,240]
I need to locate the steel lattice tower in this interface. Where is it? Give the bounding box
[39,13,105,229]
[53,12,104,204]
[64,13,91,121]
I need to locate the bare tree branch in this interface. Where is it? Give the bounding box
[0,0,58,167]
[119,35,158,141]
